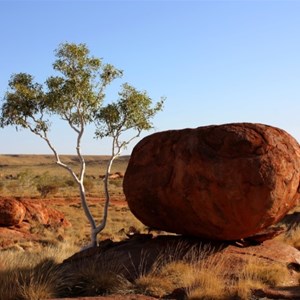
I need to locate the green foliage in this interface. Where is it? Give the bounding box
[37,184,59,198]
[109,179,123,189]
[64,178,77,188]
[0,42,123,133]
[0,42,165,244]
[95,83,165,142]
[17,170,35,188]
[34,173,62,198]
[46,43,122,127]
[0,73,47,133]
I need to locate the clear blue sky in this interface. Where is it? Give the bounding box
[1,0,300,155]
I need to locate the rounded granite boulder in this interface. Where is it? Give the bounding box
[123,123,300,240]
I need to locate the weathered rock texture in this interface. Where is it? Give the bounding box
[0,198,26,226]
[20,198,70,227]
[123,123,300,240]
[0,197,70,249]
[61,235,300,298]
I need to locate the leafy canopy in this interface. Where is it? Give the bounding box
[0,42,123,134]
[0,42,165,246]
[95,83,164,146]
[1,72,47,133]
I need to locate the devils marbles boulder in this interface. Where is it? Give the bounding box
[123,123,300,240]
[0,198,26,226]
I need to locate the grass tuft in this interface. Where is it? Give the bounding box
[0,242,80,300]
[134,244,228,299]
[61,254,132,297]
[0,259,64,300]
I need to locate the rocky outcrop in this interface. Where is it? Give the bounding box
[0,197,70,249]
[0,198,26,226]
[61,235,300,298]
[20,199,70,227]
[123,123,300,240]
[65,235,300,275]
[20,199,50,224]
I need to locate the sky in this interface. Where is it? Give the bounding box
[1,0,300,155]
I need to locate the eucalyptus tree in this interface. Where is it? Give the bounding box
[0,43,123,247]
[94,83,165,233]
[1,42,165,247]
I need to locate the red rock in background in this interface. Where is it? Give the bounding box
[20,199,50,224]
[0,198,26,226]
[123,123,300,240]
[47,206,71,228]
[0,197,70,249]
[19,198,71,227]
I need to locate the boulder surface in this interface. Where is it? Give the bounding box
[0,198,26,226]
[123,123,300,240]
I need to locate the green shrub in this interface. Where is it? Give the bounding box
[109,179,123,188]
[34,172,62,198]
[83,178,94,192]
[64,178,76,187]
[36,184,59,198]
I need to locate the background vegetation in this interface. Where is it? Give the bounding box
[0,154,128,198]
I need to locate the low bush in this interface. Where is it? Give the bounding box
[64,178,77,187]
[36,184,59,198]
[34,172,63,198]
[83,177,94,192]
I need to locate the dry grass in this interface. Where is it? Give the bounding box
[0,242,132,299]
[0,153,146,248]
[186,259,229,299]
[0,238,296,300]
[61,255,132,297]
[1,241,79,270]
[132,243,294,300]
[0,261,60,300]
[132,244,227,299]
[0,242,80,300]
[280,225,300,250]
[0,154,128,198]
[242,259,290,287]
[226,254,292,300]
[53,197,146,247]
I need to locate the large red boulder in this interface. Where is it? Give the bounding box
[0,198,26,226]
[123,123,300,240]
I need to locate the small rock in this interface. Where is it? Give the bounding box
[0,198,26,226]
